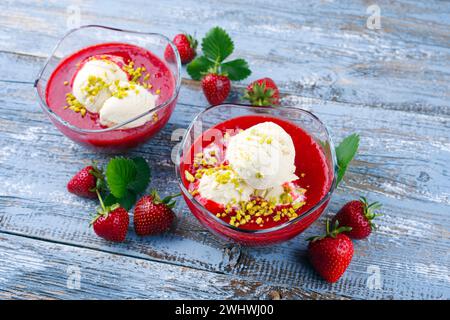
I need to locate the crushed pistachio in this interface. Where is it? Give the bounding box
[65,93,87,117]
[83,75,107,97]
[189,189,199,196]
[185,170,195,183]
[186,146,308,228]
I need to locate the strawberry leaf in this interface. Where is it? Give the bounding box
[118,191,136,211]
[128,157,151,194]
[106,157,137,198]
[104,157,152,210]
[103,191,136,211]
[103,193,119,207]
[220,58,251,81]
[187,56,215,80]
[335,134,360,186]
[201,26,234,63]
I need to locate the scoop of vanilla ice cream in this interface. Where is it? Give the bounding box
[99,82,157,129]
[72,59,128,113]
[197,169,253,205]
[226,122,298,190]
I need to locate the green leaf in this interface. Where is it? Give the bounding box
[118,191,137,211]
[106,157,137,198]
[202,26,234,63]
[103,193,118,207]
[220,59,251,81]
[335,134,360,186]
[187,56,215,80]
[128,157,151,193]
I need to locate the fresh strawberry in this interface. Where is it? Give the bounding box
[201,73,231,105]
[307,219,354,283]
[165,33,198,64]
[67,164,104,199]
[133,191,178,236]
[332,197,382,239]
[243,77,280,106]
[91,192,129,242]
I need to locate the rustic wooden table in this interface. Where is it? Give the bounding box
[0,0,449,300]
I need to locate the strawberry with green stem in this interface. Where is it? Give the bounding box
[67,162,105,199]
[187,26,251,105]
[332,197,382,239]
[243,77,280,106]
[91,190,129,242]
[307,219,354,283]
[165,33,198,64]
[133,190,180,236]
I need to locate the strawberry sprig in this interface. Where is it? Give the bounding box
[187,27,251,82]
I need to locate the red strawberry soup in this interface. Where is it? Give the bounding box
[180,114,332,233]
[46,42,177,148]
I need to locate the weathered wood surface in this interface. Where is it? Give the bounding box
[0,0,449,300]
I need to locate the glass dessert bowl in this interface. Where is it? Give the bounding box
[176,104,338,246]
[35,25,181,150]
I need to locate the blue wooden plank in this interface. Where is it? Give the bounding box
[0,0,449,299]
[0,0,449,114]
[0,81,449,299]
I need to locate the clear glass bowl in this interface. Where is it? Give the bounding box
[35,25,181,150]
[176,104,338,246]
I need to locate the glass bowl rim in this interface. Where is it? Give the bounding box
[175,103,338,235]
[34,24,182,134]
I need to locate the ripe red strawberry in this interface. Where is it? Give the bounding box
[243,77,280,106]
[307,219,354,283]
[332,197,382,239]
[67,164,104,199]
[201,73,231,105]
[164,33,198,64]
[91,201,129,242]
[133,191,178,236]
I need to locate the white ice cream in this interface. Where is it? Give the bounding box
[226,122,298,190]
[99,82,157,129]
[263,184,285,202]
[72,59,128,113]
[197,169,253,205]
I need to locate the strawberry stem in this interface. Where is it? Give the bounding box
[360,196,382,223]
[96,189,106,212]
[161,192,181,203]
[307,218,352,242]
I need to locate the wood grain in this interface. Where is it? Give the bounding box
[0,0,449,300]
[0,80,449,299]
[1,0,449,114]
[1,232,352,300]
